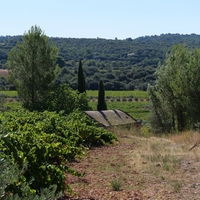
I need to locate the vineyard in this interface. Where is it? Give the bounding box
[0,90,149,198]
[0,109,118,199]
[1,89,199,199]
[0,90,150,120]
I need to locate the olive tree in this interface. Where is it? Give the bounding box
[6,25,59,110]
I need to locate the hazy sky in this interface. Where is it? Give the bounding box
[1,0,200,39]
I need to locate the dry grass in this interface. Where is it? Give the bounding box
[64,128,200,200]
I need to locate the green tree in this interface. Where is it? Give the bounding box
[77,59,86,93]
[56,56,66,68]
[6,25,59,111]
[97,80,107,110]
[148,44,200,132]
[47,84,91,114]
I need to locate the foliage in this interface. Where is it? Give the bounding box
[6,26,59,111]
[66,111,118,148]
[0,93,7,108]
[0,83,91,114]
[0,109,117,196]
[77,60,86,93]
[148,44,200,133]
[0,110,83,195]
[3,34,200,90]
[0,156,20,198]
[0,157,60,199]
[0,89,150,120]
[46,84,91,114]
[97,80,107,110]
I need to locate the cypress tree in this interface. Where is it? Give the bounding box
[77,60,86,93]
[97,80,107,110]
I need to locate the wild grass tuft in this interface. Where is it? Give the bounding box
[110,179,122,191]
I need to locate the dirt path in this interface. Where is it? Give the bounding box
[62,131,200,200]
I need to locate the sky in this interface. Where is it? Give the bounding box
[1,0,200,39]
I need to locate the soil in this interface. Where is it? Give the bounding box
[0,69,8,77]
[60,130,200,200]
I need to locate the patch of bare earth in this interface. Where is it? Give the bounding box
[0,69,8,77]
[61,130,200,200]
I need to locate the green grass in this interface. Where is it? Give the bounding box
[0,90,150,120]
[0,90,18,97]
[87,90,150,120]
[5,102,22,110]
[1,90,149,99]
[87,90,149,99]
[89,101,149,120]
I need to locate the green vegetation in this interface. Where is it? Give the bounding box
[46,84,91,114]
[0,26,117,199]
[97,80,107,110]
[0,110,117,198]
[0,90,149,120]
[89,101,148,120]
[87,90,149,120]
[110,179,122,191]
[0,157,62,199]
[2,26,200,198]
[0,90,17,97]
[2,34,200,90]
[87,90,149,99]
[78,60,86,93]
[148,44,200,133]
[6,25,59,111]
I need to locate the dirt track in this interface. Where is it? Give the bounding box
[62,130,200,200]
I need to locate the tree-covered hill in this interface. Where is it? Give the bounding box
[1,33,200,90]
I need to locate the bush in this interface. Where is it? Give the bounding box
[0,110,83,195]
[0,157,60,199]
[45,84,91,113]
[66,111,118,148]
[0,109,117,196]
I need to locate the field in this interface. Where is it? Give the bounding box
[0,90,150,120]
[1,90,200,199]
[88,90,149,120]
[0,90,18,97]
[87,90,149,99]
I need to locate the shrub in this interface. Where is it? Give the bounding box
[0,110,117,196]
[0,157,60,199]
[66,111,118,148]
[46,84,91,114]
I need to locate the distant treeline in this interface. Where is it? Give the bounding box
[1,33,200,90]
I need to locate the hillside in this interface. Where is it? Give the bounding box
[1,34,200,90]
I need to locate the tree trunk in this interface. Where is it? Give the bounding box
[177,107,185,132]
